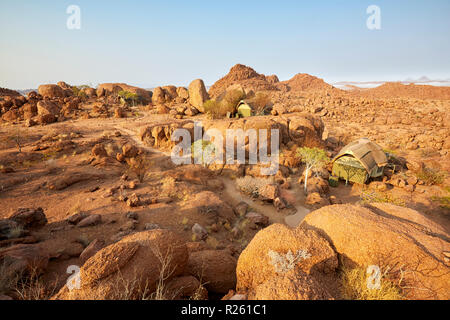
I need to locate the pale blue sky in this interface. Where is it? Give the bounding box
[1,0,449,89]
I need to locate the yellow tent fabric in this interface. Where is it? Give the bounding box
[237,100,252,117]
[332,138,387,174]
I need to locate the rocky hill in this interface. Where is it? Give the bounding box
[0,87,21,97]
[281,73,337,93]
[208,64,281,98]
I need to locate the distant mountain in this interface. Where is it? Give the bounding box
[17,89,36,96]
[333,77,450,90]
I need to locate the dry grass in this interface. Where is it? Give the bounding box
[0,262,18,296]
[360,189,406,207]
[203,89,246,119]
[14,267,59,300]
[203,99,234,119]
[340,264,404,300]
[149,247,178,300]
[235,176,275,198]
[431,195,450,210]
[415,167,446,185]
[248,92,271,115]
[0,263,58,300]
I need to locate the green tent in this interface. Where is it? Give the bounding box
[331,138,388,184]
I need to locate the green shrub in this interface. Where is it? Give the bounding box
[329,176,339,187]
[118,90,140,106]
[72,85,89,98]
[296,147,330,193]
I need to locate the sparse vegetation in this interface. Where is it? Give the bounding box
[267,249,311,273]
[72,85,89,98]
[415,167,446,185]
[360,189,406,207]
[235,176,274,198]
[150,247,178,300]
[431,195,450,210]
[0,264,58,300]
[249,92,271,115]
[296,147,330,193]
[203,99,234,119]
[14,267,59,300]
[203,89,246,119]
[340,264,404,300]
[191,139,216,167]
[118,90,140,106]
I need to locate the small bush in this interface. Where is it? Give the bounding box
[203,89,246,119]
[267,249,311,273]
[203,99,234,119]
[223,89,246,110]
[249,92,271,115]
[118,90,140,106]
[72,85,88,98]
[235,176,274,198]
[191,139,216,167]
[415,167,446,185]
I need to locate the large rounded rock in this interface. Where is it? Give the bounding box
[186,250,237,294]
[1,109,20,122]
[97,83,152,103]
[182,191,236,223]
[38,84,65,98]
[176,87,189,100]
[53,229,188,300]
[162,85,178,100]
[152,87,166,105]
[37,100,60,116]
[188,79,209,112]
[236,223,337,293]
[250,270,332,300]
[302,203,450,300]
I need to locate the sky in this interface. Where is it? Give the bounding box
[1,0,449,90]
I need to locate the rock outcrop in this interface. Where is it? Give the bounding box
[188,79,209,112]
[53,229,188,300]
[302,203,450,300]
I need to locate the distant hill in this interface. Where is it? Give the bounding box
[281,73,336,92]
[350,82,450,100]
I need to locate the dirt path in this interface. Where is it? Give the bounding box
[221,177,310,227]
